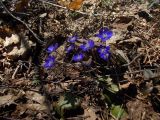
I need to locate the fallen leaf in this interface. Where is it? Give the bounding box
[68,0,84,10]
[115,50,130,64]
[3,34,20,47]
[143,69,155,80]
[0,95,14,106]
[126,99,160,120]
[58,0,84,10]
[120,82,132,89]
[56,45,65,61]
[118,37,141,44]
[84,107,99,120]
[25,104,47,111]
[56,93,81,117]
[6,46,27,58]
[0,37,4,45]
[26,91,45,104]
[14,0,30,12]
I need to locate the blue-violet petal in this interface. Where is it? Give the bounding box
[44,56,55,69]
[80,40,94,51]
[72,53,84,62]
[46,43,58,53]
[96,27,113,42]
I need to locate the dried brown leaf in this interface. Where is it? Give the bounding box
[3,34,20,47]
[25,104,47,111]
[0,95,14,106]
[6,46,27,58]
[120,82,132,89]
[26,91,45,104]
[0,37,4,45]
[83,107,99,120]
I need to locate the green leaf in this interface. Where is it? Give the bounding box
[111,105,127,119]
[103,93,112,104]
[98,75,112,84]
[98,75,119,93]
[56,93,81,117]
[108,84,119,93]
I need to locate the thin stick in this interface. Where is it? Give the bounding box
[122,54,142,67]
[0,1,45,45]
[11,64,20,79]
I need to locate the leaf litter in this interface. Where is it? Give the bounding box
[0,0,160,119]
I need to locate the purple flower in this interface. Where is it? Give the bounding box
[80,40,94,51]
[67,36,78,43]
[97,46,110,61]
[96,27,113,42]
[97,46,110,55]
[99,52,110,61]
[44,56,55,69]
[72,53,84,62]
[46,43,58,53]
[66,44,75,53]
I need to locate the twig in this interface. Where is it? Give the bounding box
[0,75,4,81]
[0,1,45,45]
[66,115,90,120]
[11,64,20,79]
[39,0,67,9]
[148,0,160,9]
[0,116,20,120]
[0,85,40,93]
[122,54,142,67]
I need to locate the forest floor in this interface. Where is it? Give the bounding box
[0,0,160,120]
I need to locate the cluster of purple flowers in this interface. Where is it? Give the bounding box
[43,27,113,69]
[43,43,58,69]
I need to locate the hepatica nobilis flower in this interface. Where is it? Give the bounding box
[80,40,94,51]
[72,53,84,62]
[98,46,110,61]
[46,43,58,53]
[96,27,113,42]
[98,45,110,54]
[44,56,55,69]
[67,35,78,43]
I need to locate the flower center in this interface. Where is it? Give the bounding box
[102,33,107,38]
[77,55,82,60]
[99,48,105,54]
[85,43,90,48]
[48,60,54,66]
